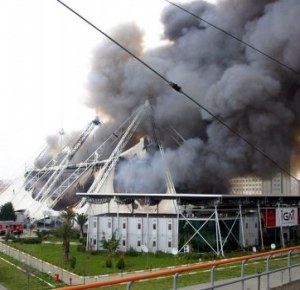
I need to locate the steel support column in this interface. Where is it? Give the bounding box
[278,203,285,248]
[239,203,245,249]
[257,202,265,250]
[215,206,224,256]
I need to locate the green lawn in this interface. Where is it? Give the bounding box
[7,241,206,276]
[4,240,300,290]
[0,252,65,290]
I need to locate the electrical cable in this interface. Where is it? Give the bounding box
[57,0,169,85]
[165,0,300,77]
[56,0,299,184]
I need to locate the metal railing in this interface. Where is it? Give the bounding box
[53,245,300,290]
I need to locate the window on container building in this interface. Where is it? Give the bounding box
[168,223,172,231]
[153,223,156,230]
[122,240,126,246]
[123,222,126,229]
[168,241,172,248]
[137,240,141,247]
[108,221,111,229]
[137,223,141,230]
[152,240,156,247]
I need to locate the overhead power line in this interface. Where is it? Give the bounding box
[56,0,299,183]
[165,0,300,76]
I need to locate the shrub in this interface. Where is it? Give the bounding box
[76,244,86,252]
[70,229,80,239]
[52,228,61,238]
[117,256,125,270]
[53,228,80,239]
[46,229,57,237]
[23,237,42,244]
[70,256,77,269]
[105,256,112,268]
[185,252,202,261]
[79,237,87,244]
[154,251,164,256]
[9,236,17,243]
[126,247,138,257]
[90,251,100,256]
[12,237,41,244]
[201,252,218,261]
[36,229,49,242]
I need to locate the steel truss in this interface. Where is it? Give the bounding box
[177,205,247,256]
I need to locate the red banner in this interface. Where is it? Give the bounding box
[261,209,276,228]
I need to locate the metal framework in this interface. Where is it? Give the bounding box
[33,117,100,203]
[47,107,145,209]
[75,103,150,209]
[89,103,149,194]
[168,127,185,145]
[29,105,146,214]
[29,117,101,218]
[79,193,300,257]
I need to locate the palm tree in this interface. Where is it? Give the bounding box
[60,208,75,262]
[75,213,88,240]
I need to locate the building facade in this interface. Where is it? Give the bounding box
[88,214,178,253]
[230,171,297,195]
[230,175,263,195]
[85,195,300,255]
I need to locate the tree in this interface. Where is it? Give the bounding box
[36,229,49,242]
[75,213,88,239]
[101,231,120,258]
[0,202,16,221]
[60,208,75,263]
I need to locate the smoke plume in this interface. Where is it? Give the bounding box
[41,0,300,194]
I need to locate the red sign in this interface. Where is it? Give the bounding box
[261,209,276,228]
[261,208,300,228]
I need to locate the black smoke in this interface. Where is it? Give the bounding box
[42,0,300,193]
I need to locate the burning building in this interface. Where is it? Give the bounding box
[1,0,300,252]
